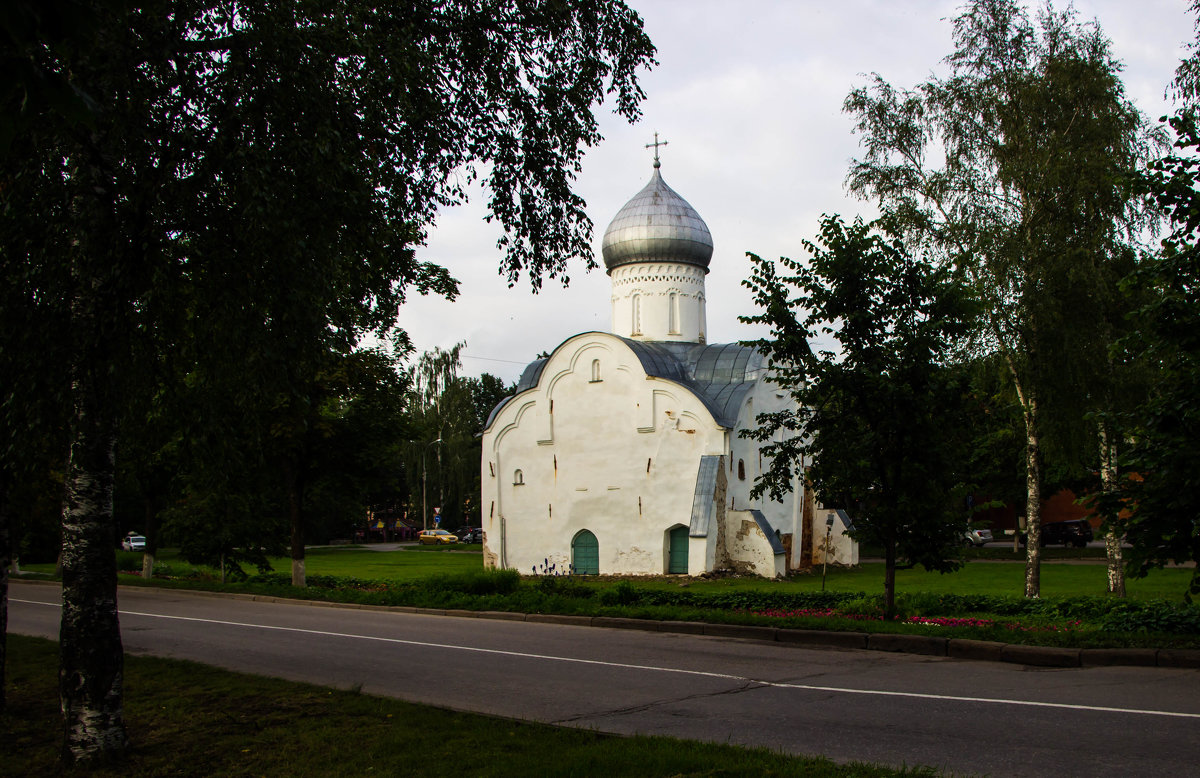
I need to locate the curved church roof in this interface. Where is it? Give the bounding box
[600,164,713,273]
[485,337,767,430]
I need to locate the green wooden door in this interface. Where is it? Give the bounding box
[572,530,599,575]
[668,526,689,574]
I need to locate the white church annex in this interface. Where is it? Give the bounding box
[480,149,857,577]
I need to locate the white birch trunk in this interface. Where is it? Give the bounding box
[288,463,306,588]
[291,558,306,588]
[59,140,128,761]
[60,374,128,761]
[1099,424,1125,597]
[1023,396,1042,598]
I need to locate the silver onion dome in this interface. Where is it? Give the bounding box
[601,166,713,273]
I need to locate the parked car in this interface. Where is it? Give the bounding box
[418,529,458,545]
[121,534,146,552]
[460,528,483,544]
[1021,519,1093,548]
[963,527,993,547]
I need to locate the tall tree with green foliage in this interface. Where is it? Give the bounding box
[843,0,1159,597]
[401,345,506,531]
[1097,110,1200,599]
[1,0,654,762]
[743,216,975,618]
[1170,0,1200,107]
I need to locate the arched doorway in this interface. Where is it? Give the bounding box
[667,526,689,574]
[572,530,599,575]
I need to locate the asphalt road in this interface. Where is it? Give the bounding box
[9,581,1200,777]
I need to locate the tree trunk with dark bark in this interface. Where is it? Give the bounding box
[883,536,897,620]
[1,483,10,711]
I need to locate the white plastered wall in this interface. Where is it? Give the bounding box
[727,373,807,552]
[810,507,859,566]
[724,510,786,578]
[610,263,707,343]
[481,333,727,575]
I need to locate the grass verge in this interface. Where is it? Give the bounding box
[2,634,935,777]
[17,547,1199,650]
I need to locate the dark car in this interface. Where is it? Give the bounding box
[1021,519,1093,548]
[459,528,483,544]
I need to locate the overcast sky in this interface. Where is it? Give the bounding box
[398,0,1195,384]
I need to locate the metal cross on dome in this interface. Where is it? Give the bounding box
[645,132,668,168]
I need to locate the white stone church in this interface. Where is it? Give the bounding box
[479,154,857,577]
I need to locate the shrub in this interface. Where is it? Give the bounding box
[598,580,640,606]
[429,568,521,596]
[116,553,142,573]
[1100,601,1200,634]
[534,575,594,598]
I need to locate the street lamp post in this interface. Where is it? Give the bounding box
[421,438,443,531]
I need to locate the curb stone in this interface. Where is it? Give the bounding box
[1000,643,1080,668]
[476,610,528,621]
[777,629,868,649]
[947,639,1008,662]
[1080,648,1158,667]
[591,616,659,631]
[1157,649,1200,669]
[526,613,593,626]
[702,623,778,641]
[657,621,706,634]
[867,633,948,656]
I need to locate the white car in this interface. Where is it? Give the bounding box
[963,527,993,547]
[121,534,147,551]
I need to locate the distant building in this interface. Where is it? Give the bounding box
[479,154,857,576]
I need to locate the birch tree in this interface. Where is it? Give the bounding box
[843,0,1159,597]
[403,345,481,531]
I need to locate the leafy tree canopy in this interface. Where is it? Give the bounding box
[1099,110,1200,598]
[1,0,655,761]
[842,0,1160,597]
[742,216,976,616]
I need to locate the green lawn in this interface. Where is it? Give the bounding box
[635,560,1194,601]
[2,635,932,777]
[25,544,1193,602]
[25,545,485,582]
[290,545,484,580]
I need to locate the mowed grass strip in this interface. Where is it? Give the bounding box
[633,560,1193,601]
[91,546,1193,602]
[2,635,935,778]
[286,545,484,580]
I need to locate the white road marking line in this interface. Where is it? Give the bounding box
[15,597,1200,720]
